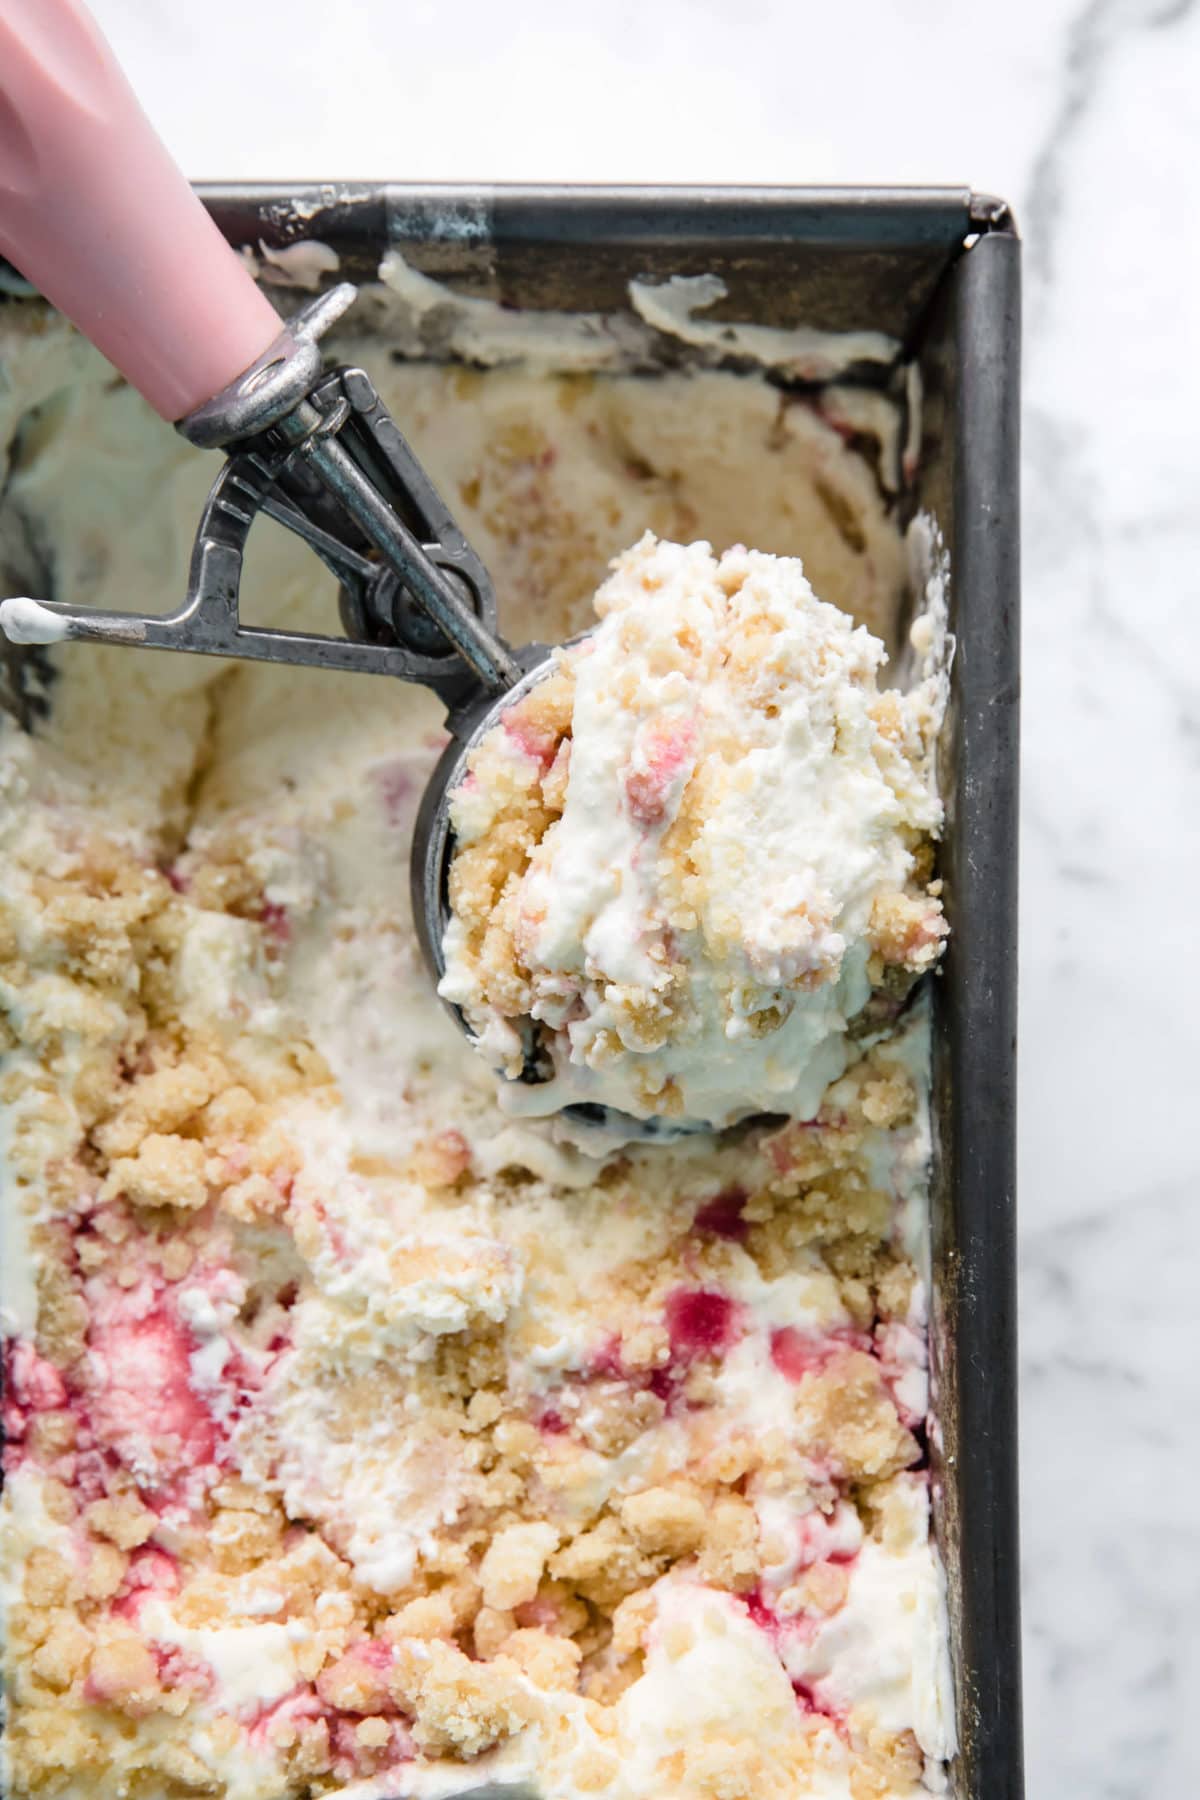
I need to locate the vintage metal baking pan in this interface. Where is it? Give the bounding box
[0,184,1021,1800]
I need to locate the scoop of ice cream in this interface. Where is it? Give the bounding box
[440,532,947,1129]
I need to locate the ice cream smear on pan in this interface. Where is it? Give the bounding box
[440,533,948,1133]
[0,275,955,1800]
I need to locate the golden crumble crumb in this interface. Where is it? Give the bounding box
[27,1404,76,1461]
[619,1318,670,1369]
[209,1504,284,1572]
[876,1256,918,1320]
[801,1560,852,1615]
[611,1588,658,1657]
[479,1520,560,1610]
[221,1170,287,1220]
[158,1237,196,1280]
[859,1475,927,1552]
[619,1485,707,1557]
[209,1476,275,1514]
[30,1615,92,1692]
[37,1474,78,1523]
[859,1073,916,1128]
[389,1638,537,1757]
[551,1516,663,1609]
[795,1351,919,1483]
[201,1082,259,1139]
[697,1496,760,1591]
[473,1605,516,1659]
[86,1632,160,1716]
[849,1724,925,1798]
[355,1715,393,1750]
[466,1388,504,1431]
[386,1589,464,1642]
[576,1383,666,1456]
[497,1626,582,1689]
[82,1542,127,1602]
[286,1717,332,1778]
[93,1060,220,1160]
[84,1494,156,1551]
[23,1547,77,1610]
[867,889,947,973]
[33,1270,89,1367]
[104,1131,211,1210]
[315,1646,392,1714]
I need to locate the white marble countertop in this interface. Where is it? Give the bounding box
[86,3,1200,1793]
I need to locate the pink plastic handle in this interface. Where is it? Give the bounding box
[0,0,283,420]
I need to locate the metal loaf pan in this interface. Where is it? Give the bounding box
[211,180,1024,1800]
[2,185,1022,1800]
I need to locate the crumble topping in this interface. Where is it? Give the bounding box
[1,313,953,1798]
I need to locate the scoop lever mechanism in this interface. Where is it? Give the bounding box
[2,283,522,711]
[0,0,652,1142]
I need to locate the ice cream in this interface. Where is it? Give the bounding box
[440,534,946,1129]
[0,284,954,1800]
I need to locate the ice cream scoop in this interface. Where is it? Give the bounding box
[0,6,947,1150]
[0,2,521,687]
[0,0,578,1107]
[431,536,948,1138]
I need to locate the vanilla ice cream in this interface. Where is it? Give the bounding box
[0,272,953,1800]
[440,533,946,1129]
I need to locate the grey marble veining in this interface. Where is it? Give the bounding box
[1019,0,1200,1793]
[77,3,1200,1791]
